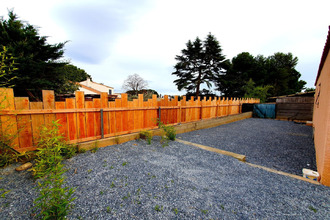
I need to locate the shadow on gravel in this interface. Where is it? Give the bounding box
[177,118,317,176]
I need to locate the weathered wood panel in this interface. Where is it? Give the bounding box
[276,97,314,121]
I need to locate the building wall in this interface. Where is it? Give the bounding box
[79,79,114,95]
[313,49,330,186]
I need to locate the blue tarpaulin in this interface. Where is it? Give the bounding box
[253,104,276,118]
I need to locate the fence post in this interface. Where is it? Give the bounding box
[100,109,104,139]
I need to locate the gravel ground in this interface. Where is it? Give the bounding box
[0,118,329,219]
[178,118,317,175]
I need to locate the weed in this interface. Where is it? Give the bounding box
[139,130,153,144]
[172,208,178,215]
[91,146,98,153]
[78,148,86,153]
[122,192,131,200]
[87,169,93,173]
[201,209,208,214]
[110,181,115,188]
[0,188,10,198]
[122,162,127,166]
[309,205,317,213]
[154,205,163,212]
[110,165,114,169]
[106,206,111,213]
[100,191,104,195]
[220,204,224,210]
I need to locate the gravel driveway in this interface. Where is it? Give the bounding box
[0,118,329,219]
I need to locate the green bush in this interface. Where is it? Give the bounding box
[32,120,76,219]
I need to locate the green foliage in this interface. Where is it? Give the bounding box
[33,163,76,219]
[140,130,153,144]
[32,120,76,219]
[91,146,98,153]
[215,52,306,98]
[154,205,163,212]
[158,120,176,147]
[0,46,17,88]
[172,33,228,97]
[31,121,76,179]
[243,79,273,103]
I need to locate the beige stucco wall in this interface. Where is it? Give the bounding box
[79,79,114,94]
[313,50,330,186]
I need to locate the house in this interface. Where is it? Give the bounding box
[313,26,330,186]
[78,78,114,95]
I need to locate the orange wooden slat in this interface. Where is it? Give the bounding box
[138,94,143,129]
[65,98,77,141]
[42,90,55,127]
[93,99,101,136]
[152,94,158,126]
[75,91,86,139]
[85,101,95,138]
[0,88,19,148]
[101,93,109,135]
[15,97,33,149]
[30,102,45,145]
[109,101,116,134]
[115,99,122,133]
[121,94,128,132]
[55,102,68,140]
[133,99,139,130]
[128,101,134,131]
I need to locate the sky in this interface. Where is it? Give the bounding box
[1,0,330,95]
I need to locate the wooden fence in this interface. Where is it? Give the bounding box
[0,88,259,152]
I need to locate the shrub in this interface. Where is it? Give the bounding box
[139,130,153,145]
[32,120,76,219]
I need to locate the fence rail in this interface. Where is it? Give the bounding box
[0,88,259,152]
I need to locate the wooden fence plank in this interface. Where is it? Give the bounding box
[65,98,77,141]
[101,93,109,135]
[109,101,116,134]
[85,101,95,138]
[75,91,86,140]
[93,99,101,137]
[115,98,122,133]
[128,101,134,131]
[121,94,128,132]
[42,90,55,127]
[0,88,19,148]
[138,94,143,129]
[15,97,33,149]
[133,99,139,130]
[30,102,44,145]
[55,102,68,139]
[152,94,157,126]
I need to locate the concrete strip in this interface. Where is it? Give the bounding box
[245,162,321,185]
[176,139,246,162]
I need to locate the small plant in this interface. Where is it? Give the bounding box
[87,169,93,173]
[91,146,98,153]
[106,206,111,213]
[201,209,208,214]
[139,130,153,144]
[122,162,127,166]
[110,181,115,188]
[157,120,176,147]
[172,208,178,215]
[32,121,76,219]
[0,188,10,198]
[154,205,163,212]
[78,148,86,153]
[309,205,317,213]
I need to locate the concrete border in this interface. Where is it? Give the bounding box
[78,112,252,151]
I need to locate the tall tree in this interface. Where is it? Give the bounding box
[0,11,86,97]
[172,33,227,98]
[215,52,306,98]
[122,73,148,95]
